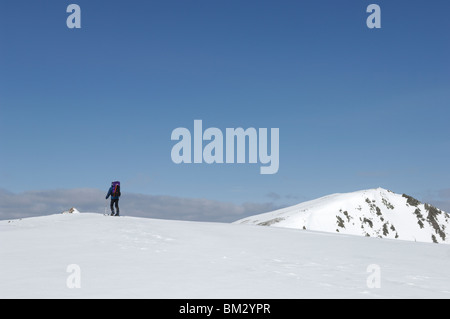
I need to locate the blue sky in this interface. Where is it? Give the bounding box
[1,1,450,219]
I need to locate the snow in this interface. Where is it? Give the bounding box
[235,188,450,244]
[1,212,450,298]
[61,207,80,214]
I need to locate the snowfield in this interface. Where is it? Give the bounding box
[1,212,450,298]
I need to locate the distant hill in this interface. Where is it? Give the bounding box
[235,188,450,244]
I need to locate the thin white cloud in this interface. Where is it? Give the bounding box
[0,188,280,223]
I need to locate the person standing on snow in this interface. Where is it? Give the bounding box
[106,181,121,216]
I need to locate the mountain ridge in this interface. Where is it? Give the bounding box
[235,188,450,244]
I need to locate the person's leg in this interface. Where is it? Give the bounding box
[115,199,120,216]
[110,199,115,215]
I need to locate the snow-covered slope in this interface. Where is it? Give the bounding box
[1,212,450,298]
[235,188,450,244]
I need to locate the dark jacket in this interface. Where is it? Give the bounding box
[106,186,120,200]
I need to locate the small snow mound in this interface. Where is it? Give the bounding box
[61,207,80,214]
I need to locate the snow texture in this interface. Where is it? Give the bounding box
[1,211,450,298]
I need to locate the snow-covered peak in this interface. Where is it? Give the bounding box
[235,188,450,244]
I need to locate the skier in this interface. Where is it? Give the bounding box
[106,181,121,216]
